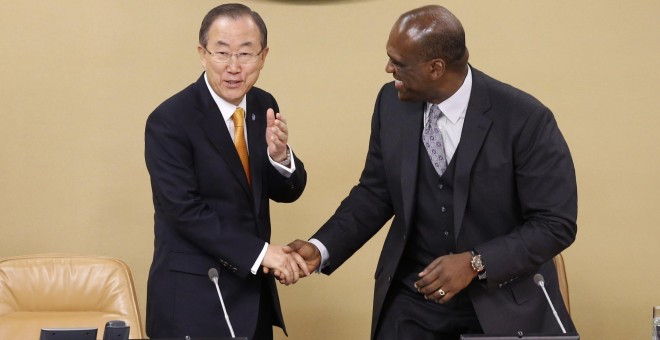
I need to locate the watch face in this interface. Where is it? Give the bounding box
[472,255,484,272]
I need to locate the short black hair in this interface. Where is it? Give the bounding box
[199,3,267,49]
[401,5,467,64]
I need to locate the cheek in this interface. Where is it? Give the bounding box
[245,68,262,83]
[404,73,424,89]
[207,66,227,81]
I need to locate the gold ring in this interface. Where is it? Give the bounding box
[438,289,446,297]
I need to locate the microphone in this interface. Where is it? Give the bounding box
[533,273,566,334]
[208,268,236,338]
[102,320,129,340]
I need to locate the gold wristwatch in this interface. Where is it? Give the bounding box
[470,250,487,280]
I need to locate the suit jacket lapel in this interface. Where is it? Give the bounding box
[246,92,265,216]
[195,75,253,197]
[401,101,425,231]
[454,68,493,239]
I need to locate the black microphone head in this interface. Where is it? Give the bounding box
[533,273,545,287]
[208,268,219,282]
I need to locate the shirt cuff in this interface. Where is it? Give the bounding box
[268,145,296,177]
[251,242,269,275]
[308,238,329,273]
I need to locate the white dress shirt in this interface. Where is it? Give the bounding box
[204,73,296,275]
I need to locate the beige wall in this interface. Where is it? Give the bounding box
[1,0,659,339]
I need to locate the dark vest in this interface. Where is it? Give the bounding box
[394,142,474,311]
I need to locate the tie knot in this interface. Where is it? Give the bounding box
[232,107,245,127]
[429,104,443,124]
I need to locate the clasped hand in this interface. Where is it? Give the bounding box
[262,240,321,285]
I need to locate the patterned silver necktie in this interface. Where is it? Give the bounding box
[422,104,447,177]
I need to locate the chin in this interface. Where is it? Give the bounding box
[397,92,414,102]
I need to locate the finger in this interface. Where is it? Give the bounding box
[263,266,270,275]
[270,126,288,142]
[291,251,310,277]
[279,276,287,285]
[289,256,300,284]
[269,130,285,144]
[287,239,304,251]
[414,274,435,291]
[425,288,446,301]
[270,129,287,145]
[281,260,293,285]
[275,112,287,124]
[414,258,443,290]
[274,118,288,135]
[417,277,445,296]
[284,254,299,284]
[434,292,454,304]
[419,257,442,277]
[266,108,276,127]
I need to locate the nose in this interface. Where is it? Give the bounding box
[226,56,241,71]
[385,60,394,74]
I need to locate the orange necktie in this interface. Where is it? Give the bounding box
[231,107,250,185]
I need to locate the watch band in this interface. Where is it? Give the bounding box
[277,149,291,167]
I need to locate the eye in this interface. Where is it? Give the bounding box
[217,52,231,57]
[237,53,251,58]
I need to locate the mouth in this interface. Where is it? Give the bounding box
[225,80,243,88]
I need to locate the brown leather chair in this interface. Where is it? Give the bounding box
[0,254,144,339]
[553,253,571,314]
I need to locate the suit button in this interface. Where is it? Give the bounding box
[438,184,444,190]
[441,207,446,212]
[444,231,449,236]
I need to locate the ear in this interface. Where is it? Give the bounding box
[258,46,270,67]
[197,45,208,69]
[429,58,446,79]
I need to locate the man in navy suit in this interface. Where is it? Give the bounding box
[290,5,578,339]
[144,4,307,339]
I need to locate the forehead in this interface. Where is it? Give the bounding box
[386,26,419,62]
[207,15,260,48]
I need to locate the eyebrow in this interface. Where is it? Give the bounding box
[387,54,404,66]
[212,40,256,49]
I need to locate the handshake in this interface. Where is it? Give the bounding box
[261,240,322,285]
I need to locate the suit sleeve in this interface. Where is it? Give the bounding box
[313,86,395,273]
[475,104,578,291]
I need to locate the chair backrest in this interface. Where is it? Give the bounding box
[553,253,570,314]
[0,254,143,339]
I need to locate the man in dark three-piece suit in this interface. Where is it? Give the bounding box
[290,5,578,340]
[144,4,307,340]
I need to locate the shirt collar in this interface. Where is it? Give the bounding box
[204,72,247,121]
[428,66,472,124]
